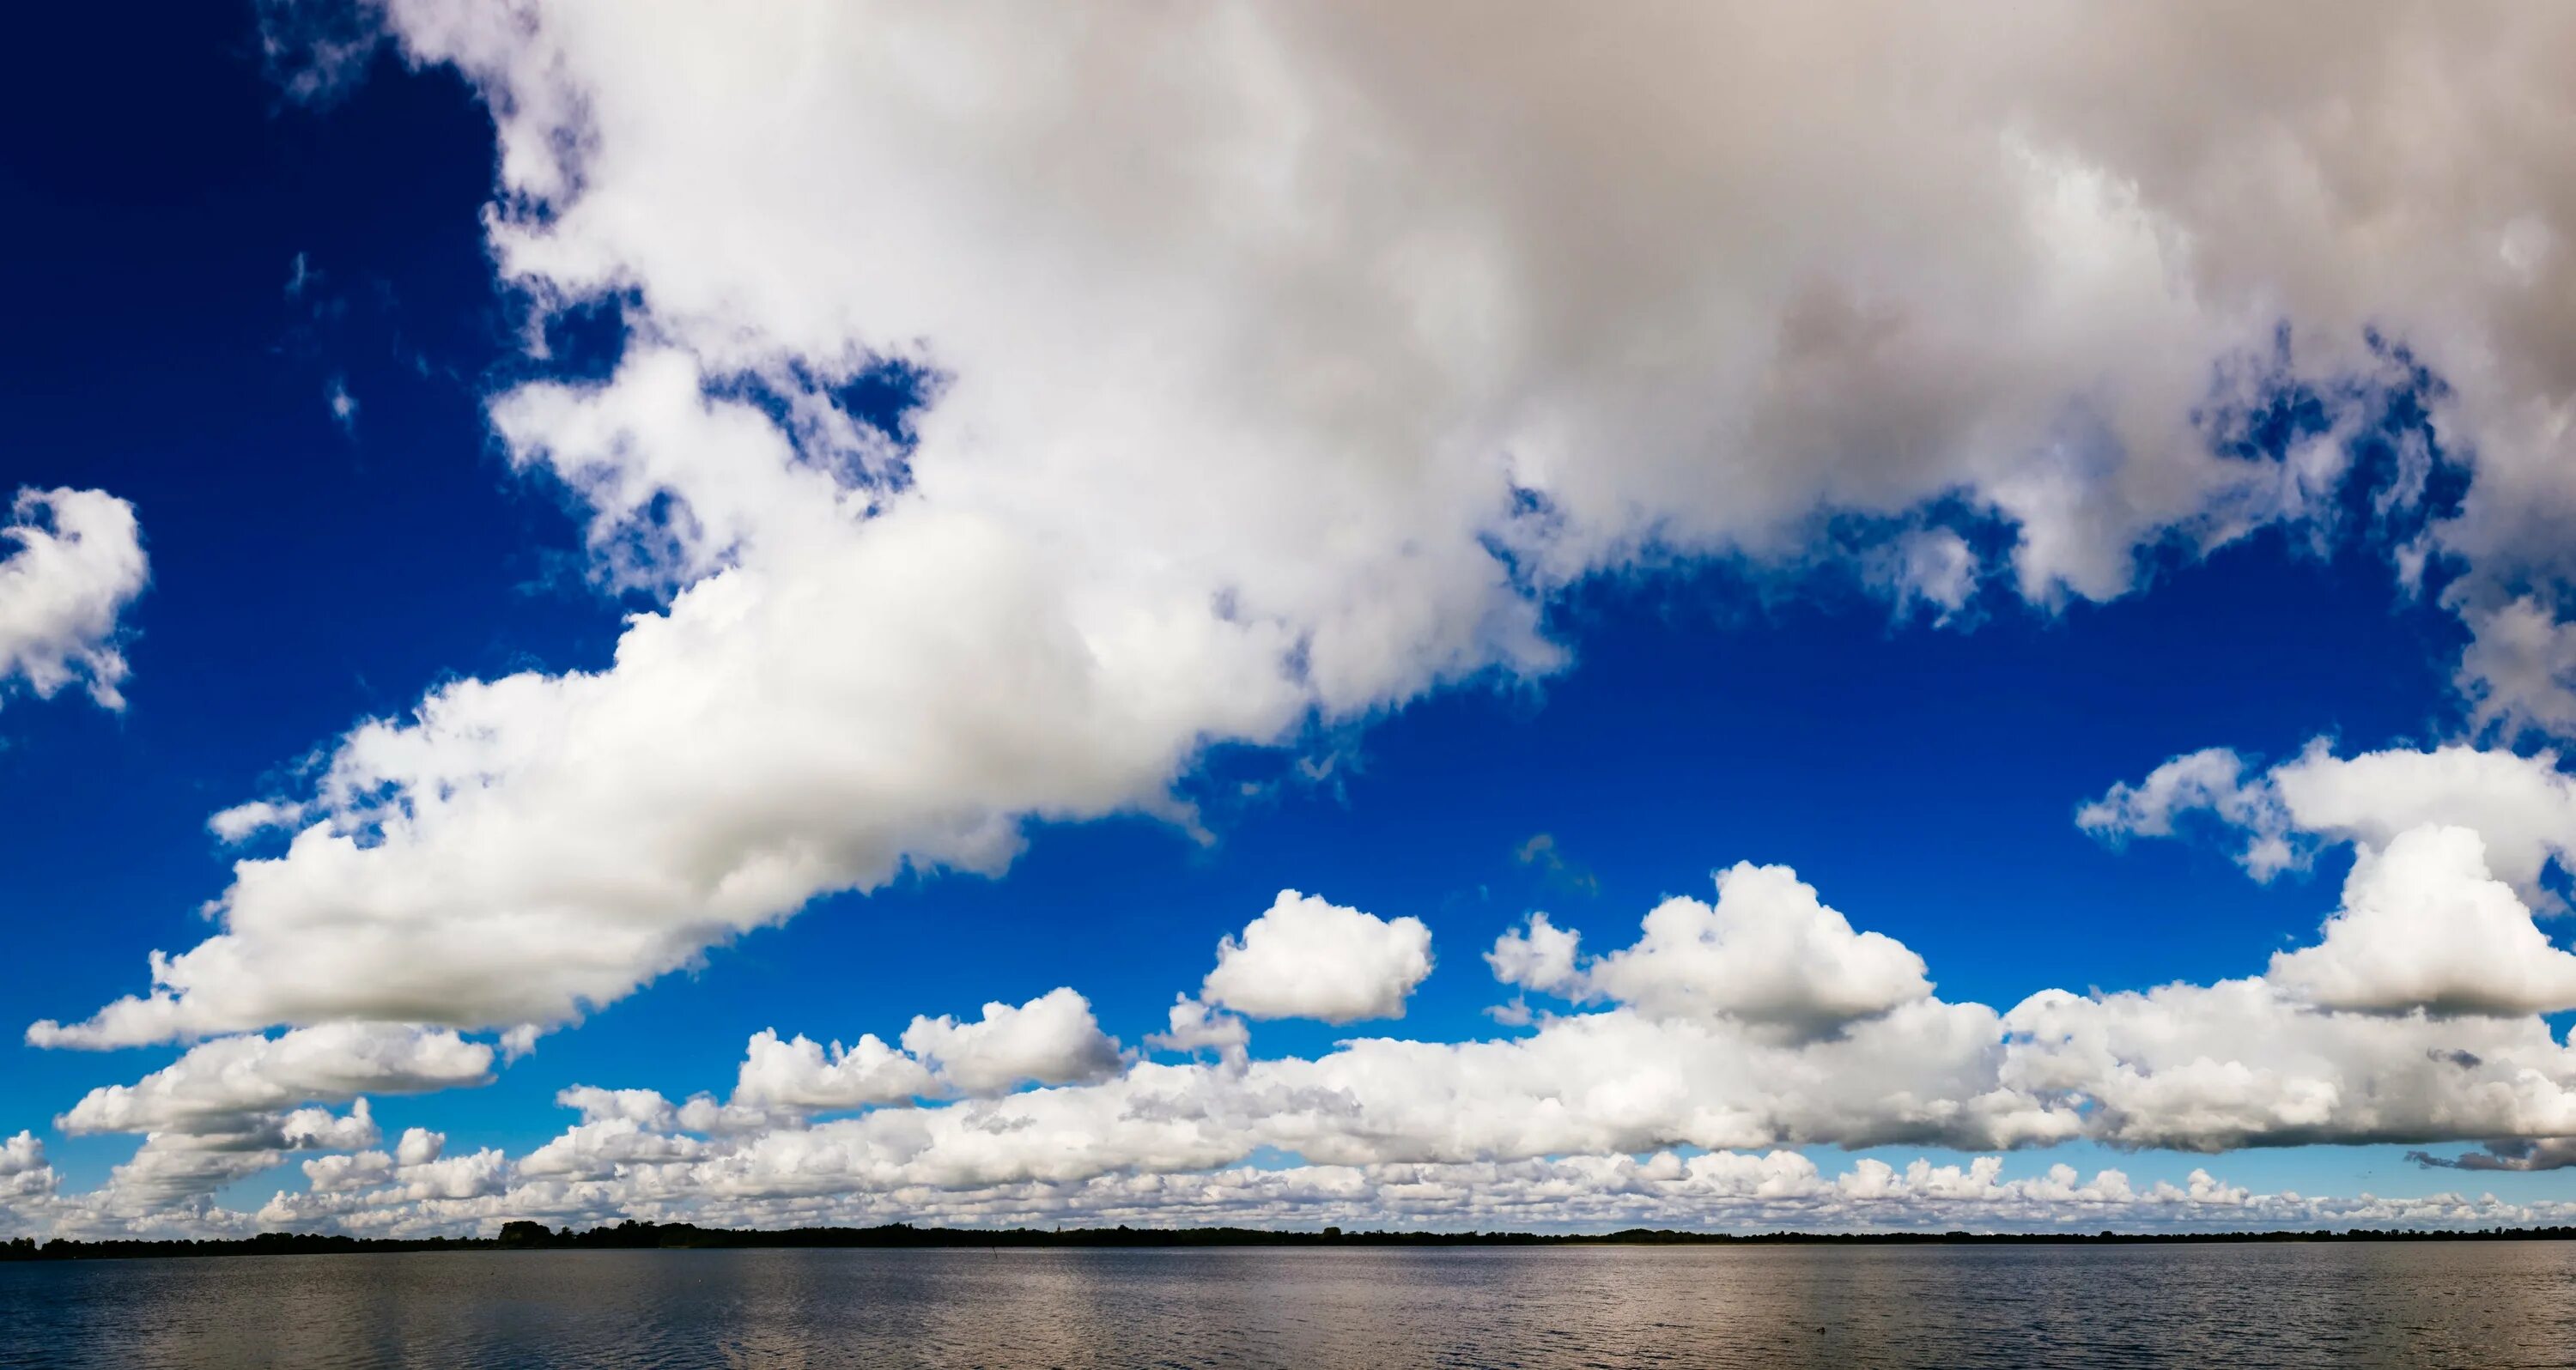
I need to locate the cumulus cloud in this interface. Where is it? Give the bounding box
[0,487,148,711]
[898,989,1123,1096]
[2082,742,2576,898]
[300,1147,394,1194]
[729,1028,937,1116]
[394,1125,443,1167]
[519,1112,713,1182]
[76,1100,381,1210]
[1194,891,1434,1024]
[63,0,2576,1054]
[27,837,2576,1235]
[38,1024,492,1210]
[0,1132,58,1204]
[1492,864,1932,1038]
[2267,826,2576,1017]
[1144,996,1251,1065]
[2002,979,2576,1153]
[556,1087,683,1131]
[52,1024,493,1132]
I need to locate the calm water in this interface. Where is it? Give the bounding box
[5,1242,2574,1367]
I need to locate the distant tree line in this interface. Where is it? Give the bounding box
[8,1221,2576,1263]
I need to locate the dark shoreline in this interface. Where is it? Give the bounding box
[10,1219,2576,1263]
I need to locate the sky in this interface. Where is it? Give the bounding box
[9,2,2576,1238]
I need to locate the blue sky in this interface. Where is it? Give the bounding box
[9,4,2576,1236]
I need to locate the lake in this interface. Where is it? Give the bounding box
[5,1242,2573,1367]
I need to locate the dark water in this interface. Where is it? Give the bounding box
[6,1243,2574,1367]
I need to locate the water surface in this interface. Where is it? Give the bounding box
[6,1242,2573,1367]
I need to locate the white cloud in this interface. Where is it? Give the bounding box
[82,1099,381,1210]
[394,1125,443,1167]
[1145,996,1251,1065]
[391,1147,509,1202]
[1864,526,1984,625]
[899,988,1123,1096]
[1492,864,1932,1038]
[1485,911,1580,993]
[2077,747,2282,862]
[2001,979,2576,1152]
[39,1025,491,1210]
[55,1024,494,1134]
[2459,596,2576,738]
[716,989,1128,1122]
[518,1113,710,1181]
[557,1086,680,1131]
[730,1028,936,1116]
[300,1148,393,1194]
[2268,825,2576,1016]
[207,799,313,845]
[23,843,2576,1234]
[1196,891,1434,1024]
[0,487,148,711]
[2081,741,2576,900]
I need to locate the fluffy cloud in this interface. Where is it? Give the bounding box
[301,1149,393,1194]
[292,1129,503,1205]
[2267,825,2576,1017]
[394,1125,443,1167]
[898,989,1123,1096]
[729,1028,937,1116]
[1145,996,1252,1065]
[2054,758,2576,1147]
[0,487,148,711]
[1492,864,1931,1038]
[662,990,1123,1133]
[54,1024,494,1132]
[2002,979,2576,1152]
[1195,891,1434,1024]
[519,1113,713,1182]
[28,825,2576,1235]
[343,831,2576,1215]
[66,0,2576,1053]
[2082,742,2576,896]
[45,1024,491,1210]
[556,1087,683,1131]
[0,1132,58,1204]
[80,1100,381,1210]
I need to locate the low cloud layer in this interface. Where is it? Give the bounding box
[1491,864,1931,1039]
[17,777,2576,1235]
[46,1025,491,1215]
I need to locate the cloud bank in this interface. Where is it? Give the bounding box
[20,796,2576,1236]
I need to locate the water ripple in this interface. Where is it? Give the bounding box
[6,1242,2575,1367]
